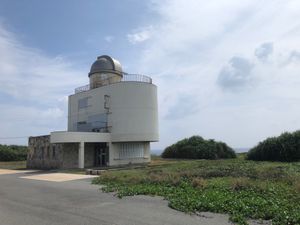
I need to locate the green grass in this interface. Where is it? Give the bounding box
[0,161,27,169]
[92,157,300,225]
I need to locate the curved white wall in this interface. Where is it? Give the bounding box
[68,81,159,143]
[108,82,159,142]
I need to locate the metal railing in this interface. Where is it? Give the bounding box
[75,84,90,93]
[121,73,152,83]
[75,73,152,94]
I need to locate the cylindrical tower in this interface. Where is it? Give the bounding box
[89,55,123,89]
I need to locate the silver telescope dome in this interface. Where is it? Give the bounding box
[89,55,122,77]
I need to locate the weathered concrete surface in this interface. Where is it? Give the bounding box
[0,172,268,225]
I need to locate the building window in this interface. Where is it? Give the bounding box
[119,143,144,159]
[78,97,89,110]
[77,121,91,132]
[104,95,110,110]
[88,113,108,132]
[101,73,108,80]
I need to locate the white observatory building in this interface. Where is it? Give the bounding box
[27,55,159,169]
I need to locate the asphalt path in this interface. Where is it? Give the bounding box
[0,171,237,225]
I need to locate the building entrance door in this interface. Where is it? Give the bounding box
[94,143,108,167]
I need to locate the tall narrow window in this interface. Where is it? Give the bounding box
[104,95,110,110]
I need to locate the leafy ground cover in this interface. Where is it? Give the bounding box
[93,156,300,225]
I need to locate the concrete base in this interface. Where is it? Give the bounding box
[27,134,151,169]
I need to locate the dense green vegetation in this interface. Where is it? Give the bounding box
[93,157,300,225]
[247,131,300,162]
[0,144,28,161]
[162,136,236,159]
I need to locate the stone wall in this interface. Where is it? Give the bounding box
[62,143,79,168]
[27,136,97,169]
[27,135,63,169]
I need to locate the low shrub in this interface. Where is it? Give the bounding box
[147,172,181,186]
[230,178,252,191]
[247,131,300,162]
[191,177,207,188]
[162,136,236,159]
[0,144,28,161]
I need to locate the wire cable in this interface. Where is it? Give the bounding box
[0,136,29,140]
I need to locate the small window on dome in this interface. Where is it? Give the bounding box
[101,73,108,80]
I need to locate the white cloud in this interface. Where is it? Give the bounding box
[104,35,114,43]
[217,56,254,90]
[255,42,273,61]
[127,26,153,44]
[0,23,86,145]
[131,0,300,150]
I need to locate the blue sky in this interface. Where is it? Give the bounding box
[0,0,156,67]
[1,0,300,151]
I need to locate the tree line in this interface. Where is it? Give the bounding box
[1,130,300,162]
[0,144,28,161]
[162,131,300,162]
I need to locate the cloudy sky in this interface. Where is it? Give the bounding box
[0,0,300,151]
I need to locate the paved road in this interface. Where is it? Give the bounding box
[0,171,234,225]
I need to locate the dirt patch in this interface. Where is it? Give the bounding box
[0,169,33,175]
[20,172,96,182]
